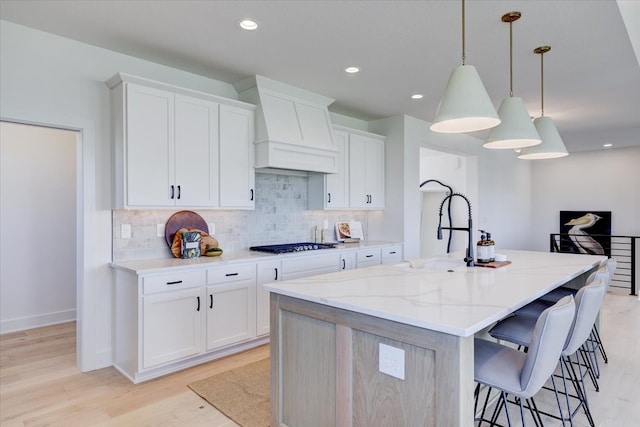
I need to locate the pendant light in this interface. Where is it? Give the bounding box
[430,0,500,133]
[518,46,569,159]
[484,12,541,149]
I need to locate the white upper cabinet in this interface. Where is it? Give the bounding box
[174,95,219,207]
[308,129,350,209]
[123,84,175,207]
[219,104,255,209]
[309,126,385,210]
[349,132,385,209]
[107,73,255,210]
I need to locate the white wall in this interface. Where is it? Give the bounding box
[0,123,77,332]
[530,146,640,251]
[369,114,533,259]
[0,20,238,370]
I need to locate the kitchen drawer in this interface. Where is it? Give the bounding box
[207,263,256,285]
[381,245,403,264]
[143,270,205,294]
[356,248,381,267]
[282,253,339,275]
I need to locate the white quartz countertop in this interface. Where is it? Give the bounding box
[110,240,400,274]
[264,250,605,337]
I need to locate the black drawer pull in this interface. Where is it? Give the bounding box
[177,185,181,199]
[196,296,200,312]
[209,294,213,309]
[389,251,397,255]
[166,280,182,285]
[170,185,175,199]
[274,268,278,280]
[365,254,374,258]
[225,272,239,277]
[342,259,346,270]
[328,192,331,203]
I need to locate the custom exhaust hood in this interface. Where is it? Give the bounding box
[234,75,339,174]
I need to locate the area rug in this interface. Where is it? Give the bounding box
[188,358,270,427]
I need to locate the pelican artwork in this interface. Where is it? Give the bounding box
[565,213,605,255]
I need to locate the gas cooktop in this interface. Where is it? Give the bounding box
[249,242,336,254]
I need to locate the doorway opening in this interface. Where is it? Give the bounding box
[0,117,88,371]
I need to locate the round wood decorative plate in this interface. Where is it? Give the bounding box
[164,210,208,246]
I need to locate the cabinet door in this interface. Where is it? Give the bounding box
[364,136,385,209]
[206,280,256,351]
[125,83,175,207]
[219,105,255,209]
[174,95,219,207]
[256,261,281,336]
[325,130,349,208]
[339,252,356,271]
[349,133,385,209]
[142,288,202,369]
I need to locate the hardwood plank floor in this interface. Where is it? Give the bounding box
[1,292,638,426]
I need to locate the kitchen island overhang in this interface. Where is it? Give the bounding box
[266,250,605,426]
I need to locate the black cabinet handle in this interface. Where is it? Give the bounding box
[389,251,397,255]
[209,294,213,309]
[342,259,346,270]
[166,280,182,285]
[196,296,200,311]
[328,193,331,203]
[250,189,254,201]
[170,185,175,199]
[366,254,374,258]
[274,267,278,281]
[177,185,181,199]
[225,272,239,277]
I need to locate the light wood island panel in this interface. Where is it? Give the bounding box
[270,293,474,427]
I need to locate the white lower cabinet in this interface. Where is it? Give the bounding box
[205,269,256,351]
[356,248,382,268]
[142,287,203,369]
[382,244,403,264]
[112,242,402,383]
[256,260,282,337]
[281,252,340,280]
[340,252,356,271]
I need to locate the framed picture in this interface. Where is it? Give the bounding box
[559,210,611,256]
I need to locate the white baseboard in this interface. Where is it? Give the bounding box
[0,309,76,334]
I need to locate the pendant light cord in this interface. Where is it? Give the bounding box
[461,0,466,65]
[509,20,514,97]
[540,50,545,116]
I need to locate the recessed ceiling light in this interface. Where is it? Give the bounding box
[603,143,613,148]
[411,94,424,100]
[239,19,258,31]
[345,67,360,74]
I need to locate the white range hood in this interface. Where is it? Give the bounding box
[234,75,339,174]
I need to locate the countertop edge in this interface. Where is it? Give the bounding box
[110,240,402,274]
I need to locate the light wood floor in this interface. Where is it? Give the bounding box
[1,293,638,426]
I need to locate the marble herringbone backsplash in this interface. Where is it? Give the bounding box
[112,173,369,261]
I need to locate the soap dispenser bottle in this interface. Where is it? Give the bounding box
[477,232,491,263]
[486,232,496,262]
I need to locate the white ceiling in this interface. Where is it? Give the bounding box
[2,0,639,153]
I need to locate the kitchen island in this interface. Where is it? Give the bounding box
[265,249,605,426]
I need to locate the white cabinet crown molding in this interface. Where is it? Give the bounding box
[106,72,256,110]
